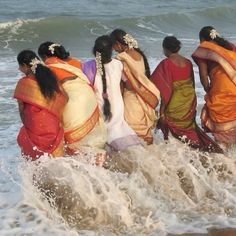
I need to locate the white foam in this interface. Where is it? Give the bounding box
[0,139,232,235]
[0,18,44,31]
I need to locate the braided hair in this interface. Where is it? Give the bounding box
[199,26,233,51]
[110,29,151,78]
[38,41,70,60]
[93,35,112,121]
[17,50,59,99]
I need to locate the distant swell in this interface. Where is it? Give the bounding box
[0,5,235,35]
[0,5,235,53]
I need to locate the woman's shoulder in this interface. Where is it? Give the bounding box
[66,57,81,68]
[116,51,128,61]
[20,75,35,81]
[111,58,123,67]
[45,56,63,65]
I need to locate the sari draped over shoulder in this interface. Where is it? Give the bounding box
[65,57,82,69]
[14,76,67,159]
[192,41,236,145]
[151,58,223,153]
[116,52,160,144]
[45,57,106,153]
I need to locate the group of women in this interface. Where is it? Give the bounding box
[14,26,236,162]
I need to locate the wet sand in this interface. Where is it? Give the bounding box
[168,228,236,236]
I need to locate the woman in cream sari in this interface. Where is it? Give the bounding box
[38,42,106,162]
[192,26,236,147]
[110,29,160,144]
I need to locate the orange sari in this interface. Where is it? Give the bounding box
[116,52,160,144]
[14,76,67,159]
[65,57,82,69]
[192,41,236,145]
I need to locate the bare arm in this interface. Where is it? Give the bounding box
[198,59,210,92]
[18,101,24,123]
[160,99,166,119]
[191,68,195,89]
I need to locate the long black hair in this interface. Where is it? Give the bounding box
[199,26,233,50]
[162,36,181,53]
[93,35,112,121]
[38,41,70,60]
[110,29,151,78]
[17,50,59,99]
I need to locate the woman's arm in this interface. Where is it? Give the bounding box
[18,101,24,123]
[160,99,166,120]
[198,59,210,92]
[191,68,196,88]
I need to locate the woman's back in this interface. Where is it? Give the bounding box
[95,59,123,124]
[94,59,136,142]
[167,57,193,81]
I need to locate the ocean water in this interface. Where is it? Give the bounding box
[1,1,236,235]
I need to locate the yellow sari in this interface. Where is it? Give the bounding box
[192,41,236,145]
[116,52,160,144]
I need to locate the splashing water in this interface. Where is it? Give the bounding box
[11,136,236,235]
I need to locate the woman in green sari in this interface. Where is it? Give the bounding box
[151,36,222,153]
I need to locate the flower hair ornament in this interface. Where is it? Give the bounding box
[30,58,43,73]
[123,33,138,49]
[95,51,103,76]
[48,43,61,54]
[209,29,220,40]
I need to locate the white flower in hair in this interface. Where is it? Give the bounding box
[123,33,138,49]
[48,43,61,54]
[209,29,219,40]
[29,58,43,73]
[95,51,103,76]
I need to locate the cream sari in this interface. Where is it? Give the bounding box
[49,63,107,153]
[116,52,160,144]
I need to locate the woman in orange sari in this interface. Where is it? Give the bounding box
[192,26,236,147]
[151,36,222,153]
[14,50,67,160]
[110,29,160,144]
[38,42,106,161]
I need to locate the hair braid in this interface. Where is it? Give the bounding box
[17,50,59,100]
[100,56,112,121]
[134,48,151,78]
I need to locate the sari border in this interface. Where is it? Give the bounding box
[123,66,159,109]
[192,42,236,84]
[14,78,66,118]
[201,106,236,132]
[64,106,100,144]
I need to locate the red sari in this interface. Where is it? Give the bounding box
[14,75,67,159]
[151,58,223,153]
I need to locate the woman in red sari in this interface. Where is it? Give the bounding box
[151,36,222,153]
[192,26,236,147]
[14,50,67,159]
